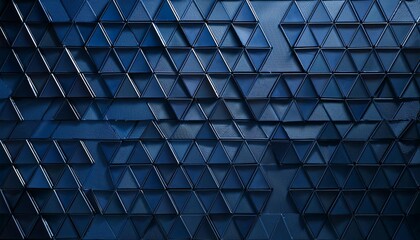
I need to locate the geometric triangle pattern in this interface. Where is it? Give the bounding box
[0,0,419,239]
[277,0,420,239]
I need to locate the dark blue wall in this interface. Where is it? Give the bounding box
[0,0,419,239]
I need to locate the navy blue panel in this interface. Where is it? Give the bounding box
[0,0,419,239]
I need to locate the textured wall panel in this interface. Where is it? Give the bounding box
[0,0,419,239]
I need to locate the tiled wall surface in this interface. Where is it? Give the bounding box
[0,0,419,239]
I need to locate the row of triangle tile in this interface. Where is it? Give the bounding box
[0,0,419,239]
